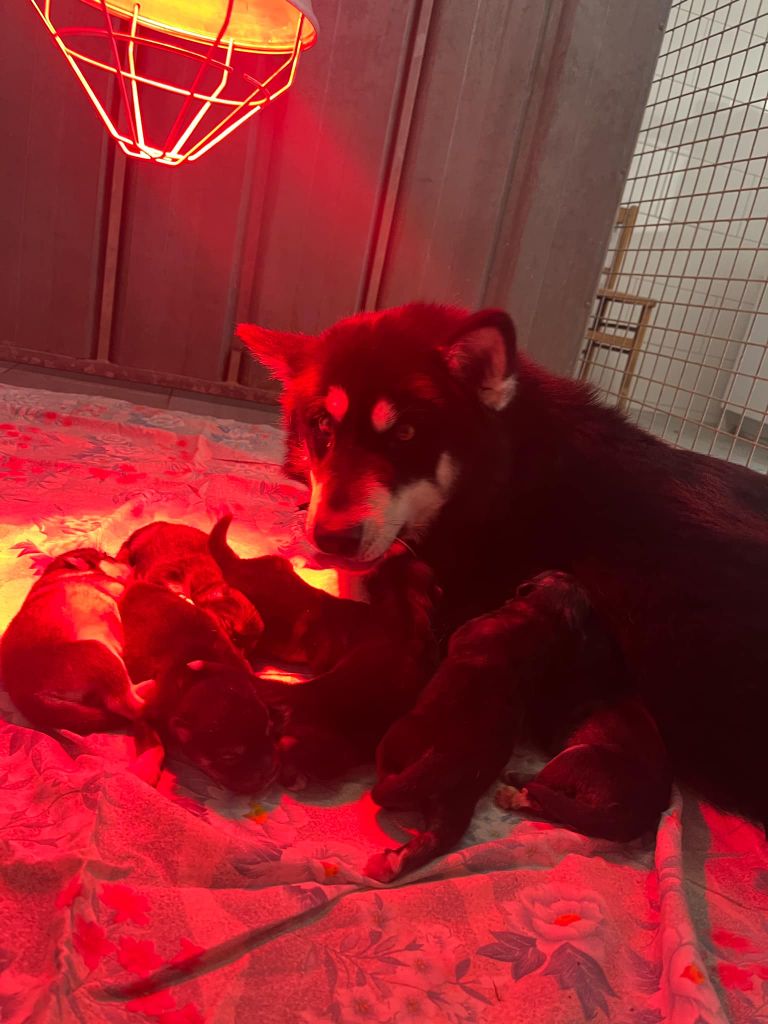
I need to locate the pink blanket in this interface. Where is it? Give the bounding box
[1,383,767,1024]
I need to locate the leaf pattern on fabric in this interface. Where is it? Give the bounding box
[628,948,663,995]
[117,936,164,977]
[477,931,546,980]
[73,917,116,972]
[542,942,617,1020]
[99,883,151,925]
[170,937,205,968]
[717,963,754,991]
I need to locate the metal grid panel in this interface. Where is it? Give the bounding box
[576,0,768,472]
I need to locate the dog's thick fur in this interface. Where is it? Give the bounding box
[239,302,768,871]
[210,517,438,785]
[209,515,371,671]
[366,572,634,880]
[496,695,671,843]
[120,582,279,793]
[0,549,148,732]
[117,521,264,659]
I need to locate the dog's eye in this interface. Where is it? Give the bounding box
[395,423,416,442]
[310,413,334,455]
[314,413,333,435]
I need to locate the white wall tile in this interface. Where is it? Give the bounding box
[581,0,768,450]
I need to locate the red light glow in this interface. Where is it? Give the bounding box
[27,0,318,165]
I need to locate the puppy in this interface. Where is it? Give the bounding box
[117,521,264,659]
[0,549,150,733]
[209,514,371,670]
[495,697,671,842]
[366,572,629,882]
[120,582,279,793]
[248,550,439,786]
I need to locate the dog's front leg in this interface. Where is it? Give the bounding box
[365,600,538,882]
[365,799,477,884]
[366,571,620,881]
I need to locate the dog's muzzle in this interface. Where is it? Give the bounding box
[313,520,365,559]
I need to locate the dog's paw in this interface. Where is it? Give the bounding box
[364,847,406,884]
[495,784,532,812]
[276,745,308,791]
[129,744,165,787]
[284,773,308,792]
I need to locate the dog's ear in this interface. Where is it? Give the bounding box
[439,309,517,411]
[236,323,310,384]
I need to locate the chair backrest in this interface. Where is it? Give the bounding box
[602,205,639,291]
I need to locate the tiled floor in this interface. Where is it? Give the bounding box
[0,362,281,427]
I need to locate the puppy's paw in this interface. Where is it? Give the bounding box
[495,784,532,812]
[276,744,308,791]
[129,744,165,787]
[284,773,308,792]
[364,847,406,884]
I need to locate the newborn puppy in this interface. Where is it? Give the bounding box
[0,549,148,732]
[495,697,671,841]
[209,515,370,670]
[117,521,264,659]
[120,582,279,793]
[252,550,439,787]
[366,572,626,882]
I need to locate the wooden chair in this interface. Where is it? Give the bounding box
[578,205,657,410]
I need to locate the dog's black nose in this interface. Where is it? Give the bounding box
[314,522,364,558]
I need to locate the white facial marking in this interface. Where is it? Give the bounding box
[481,374,517,411]
[306,470,325,540]
[357,453,459,561]
[371,398,397,433]
[325,386,349,423]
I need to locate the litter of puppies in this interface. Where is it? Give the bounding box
[0,515,672,882]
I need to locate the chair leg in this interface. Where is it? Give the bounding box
[618,347,636,412]
[579,341,595,381]
[618,308,652,411]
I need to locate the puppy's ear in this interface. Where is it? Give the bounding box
[236,324,311,384]
[439,309,517,411]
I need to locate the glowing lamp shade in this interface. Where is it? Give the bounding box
[28,0,318,165]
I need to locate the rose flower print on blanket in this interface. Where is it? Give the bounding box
[1,382,768,1024]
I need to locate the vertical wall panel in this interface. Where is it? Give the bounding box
[243,0,419,341]
[0,0,109,358]
[377,0,551,311]
[109,121,258,380]
[484,0,671,372]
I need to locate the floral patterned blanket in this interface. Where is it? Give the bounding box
[1,382,767,1024]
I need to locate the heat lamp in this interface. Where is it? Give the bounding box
[27,0,318,165]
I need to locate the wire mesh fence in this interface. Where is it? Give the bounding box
[575,0,768,472]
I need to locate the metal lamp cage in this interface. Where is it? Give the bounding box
[28,0,319,165]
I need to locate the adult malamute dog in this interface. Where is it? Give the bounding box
[239,302,768,876]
